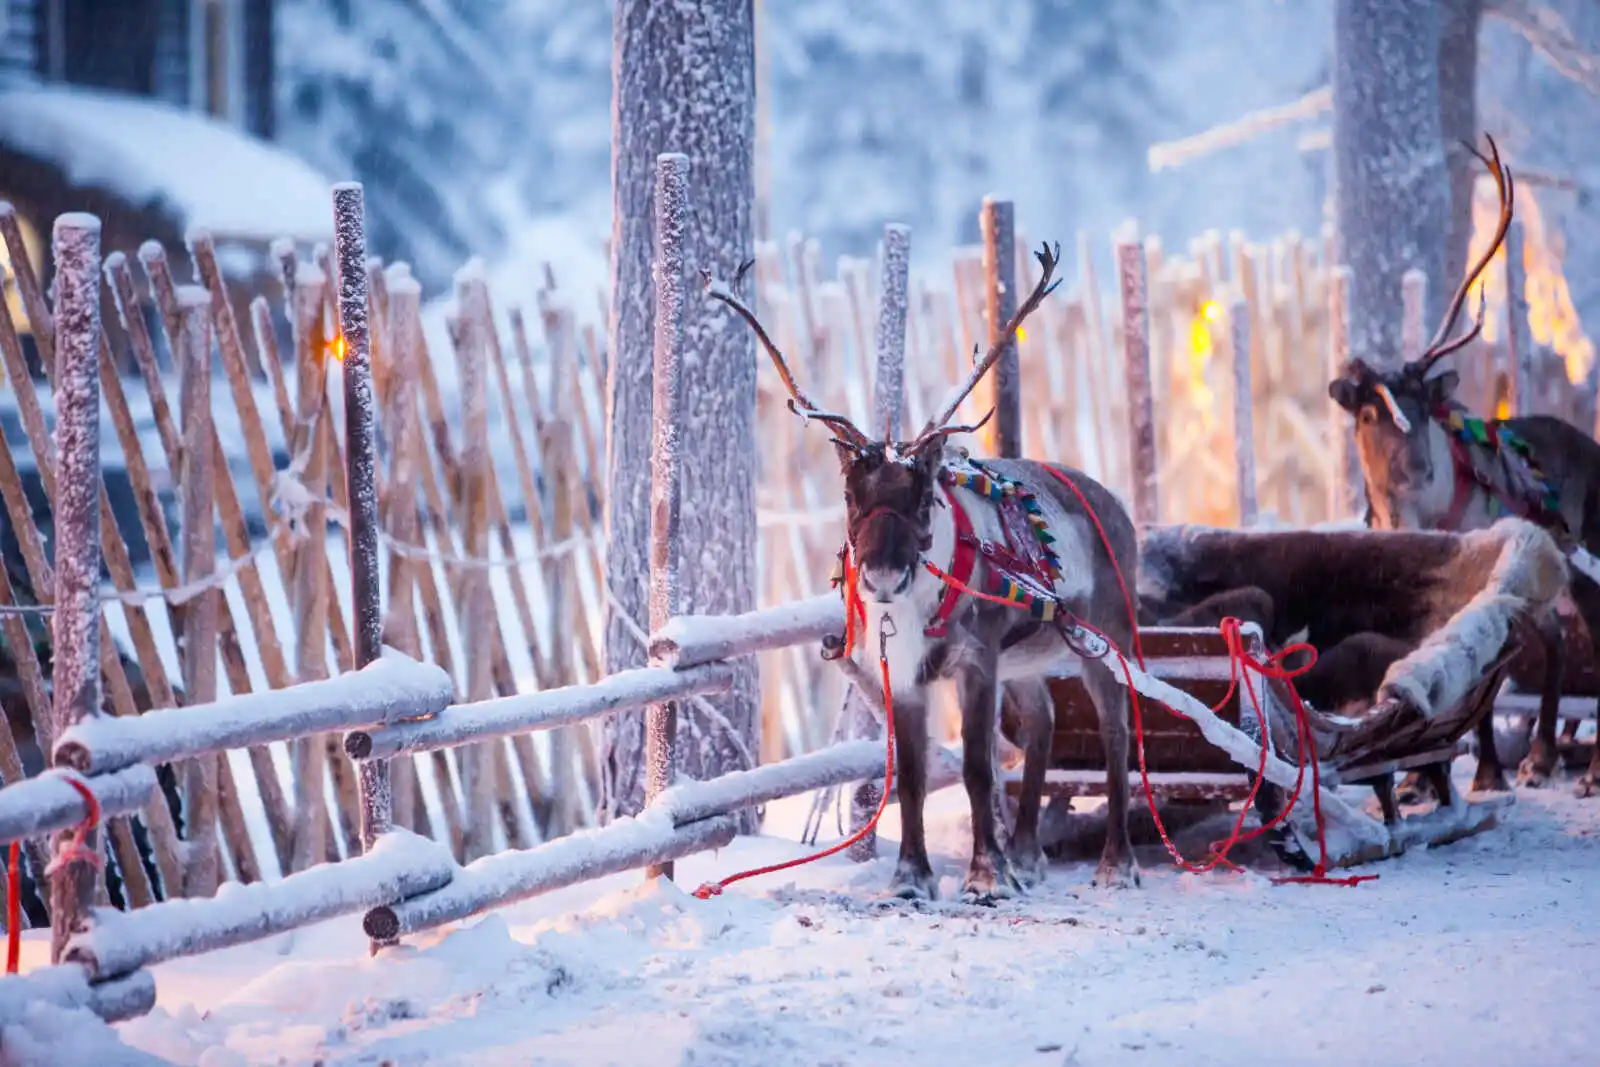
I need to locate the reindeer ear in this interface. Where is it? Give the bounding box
[1328,377,1360,413]
[833,440,857,468]
[1425,370,1460,406]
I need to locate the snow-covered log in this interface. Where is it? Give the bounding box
[54,652,454,775]
[364,813,737,940]
[0,766,157,846]
[346,663,736,761]
[49,211,103,964]
[648,594,844,670]
[657,740,884,826]
[65,829,453,981]
[0,966,155,1026]
[1229,298,1256,526]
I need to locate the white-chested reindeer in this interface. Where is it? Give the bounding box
[707,245,1143,902]
[1328,135,1600,798]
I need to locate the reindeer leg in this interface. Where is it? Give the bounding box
[1518,607,1564,788]
[1575,694,1600,799]
[1084,658,1140,889]
[886,691,937,901]
[957,651,1019,905]
[1471,710,1510,794]
[1000,678,1052,888]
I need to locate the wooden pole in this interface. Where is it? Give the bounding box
[333,183,388,854]
[1506,220,1534,417]
[175,285,221,898]
[1229,297,1258,527]
[645,152,689,880]
[980,199,1021,458]
[48,212,102,962]
[1115,237,1159,527]
[1327,265,1362,520]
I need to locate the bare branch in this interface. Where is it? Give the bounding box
[1147,86,1332,172]
[1487,0,1600,99]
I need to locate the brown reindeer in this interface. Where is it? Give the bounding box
[1327,135,1600,798]
[706,246,1142,902]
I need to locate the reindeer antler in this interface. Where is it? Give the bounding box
[702,261,871,448]
[907,242,1063,454]
[1413,134,1514,376]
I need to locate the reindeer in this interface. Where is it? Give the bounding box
[1328,135,1600,798]
[706,245,1142,902]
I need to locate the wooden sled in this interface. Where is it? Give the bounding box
[1016,518,1567,870]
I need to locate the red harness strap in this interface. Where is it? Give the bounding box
[924,485,978,638]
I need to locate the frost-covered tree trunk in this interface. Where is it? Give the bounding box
[1439,0,1484,293]
[603,0,759,829]
[1333,0,1449,369]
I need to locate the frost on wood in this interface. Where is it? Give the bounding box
[604,0,759,828]
[873,223,912,440]
[1505,221,1535,417]
[656,739,883,826]
[1333,0,1448,369]
[0,965,155,1026]
[1326,266,1363,520]
[1229,298,1257,526]
[647,151,691,817]
[53,652,454,775]
[348,663,736,761]
[0,765,156,845]
[65,828,453,980]
[1116,238,1158,526]
[649,594,845,670]
[1399,267,1428,362]
[48,211,102,965]
[980,199,1020,458]
[368,812,737,939]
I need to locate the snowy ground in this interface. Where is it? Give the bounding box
[5,763,1598,1067]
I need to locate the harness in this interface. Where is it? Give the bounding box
[831,455,1102,655]
[1436,406,1563,532]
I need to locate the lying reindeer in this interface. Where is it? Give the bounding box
[1328,135,1600,797]
[707,245,1143,902]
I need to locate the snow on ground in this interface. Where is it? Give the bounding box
[4,764,1598,1066]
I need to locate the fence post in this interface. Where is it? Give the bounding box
[1400,267,1428,363]
[49,212,102,963]
[176,285,222,897]
[845,222,913,861]
[1229,297,1258,528]
[332,184,390,863]
[980,199,1021,459]
[1506,220,1535,417]
[1326,265,1362,520]
[645,152,690,880]
[1115,235,1159,528]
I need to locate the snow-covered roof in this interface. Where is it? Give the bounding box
[0,85,335,241]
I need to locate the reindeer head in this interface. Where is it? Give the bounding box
[1327,135,1513,519]
[705,244,1061,604]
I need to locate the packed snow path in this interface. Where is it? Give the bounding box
[7,769,1599,1066]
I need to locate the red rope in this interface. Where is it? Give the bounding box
[694,635,897,899]
[6,774,105,973]
[1033,466,1375,887]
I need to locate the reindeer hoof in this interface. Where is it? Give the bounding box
[960,858,1020,906]
[1517,756,1554,789]
[1092,856,1141,890]
[886,862,937,901]
[1470,769,1511,795]
[1009,844,1047,889]
[1575,774,1598,800]
[1395,771,1433,806]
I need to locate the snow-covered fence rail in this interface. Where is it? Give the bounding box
[0,767,157,847]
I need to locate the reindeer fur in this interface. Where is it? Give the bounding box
[844,446,1140,901]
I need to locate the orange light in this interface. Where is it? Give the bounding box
[1016,326,1028,343]
[328,335,346,363]
[1200,300,1221,322]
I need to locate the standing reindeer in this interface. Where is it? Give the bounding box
[707,245,1143,902]
[1328,135,1600,798]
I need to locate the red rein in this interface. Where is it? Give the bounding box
[694,466,1375,897]
[7,774,103,973]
